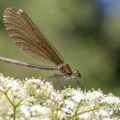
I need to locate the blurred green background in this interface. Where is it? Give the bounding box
[0,0,120,96]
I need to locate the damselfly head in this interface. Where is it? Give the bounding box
[73,70,81,78]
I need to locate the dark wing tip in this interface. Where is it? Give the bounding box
[5,6,19,11]
[4,6,23,16]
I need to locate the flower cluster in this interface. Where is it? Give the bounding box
[0,73,120,120]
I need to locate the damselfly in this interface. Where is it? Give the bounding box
[0,6,82,89]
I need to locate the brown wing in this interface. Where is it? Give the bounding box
[3,6,64,65]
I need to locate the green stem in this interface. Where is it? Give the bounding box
[75,100,82,114]
[13,106,16,120]
[4,92,14,107]
[68,108,99,120]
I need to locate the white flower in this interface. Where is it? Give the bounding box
[64,100,75,109]
[72,90,85,102]
[0,74,120,119]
